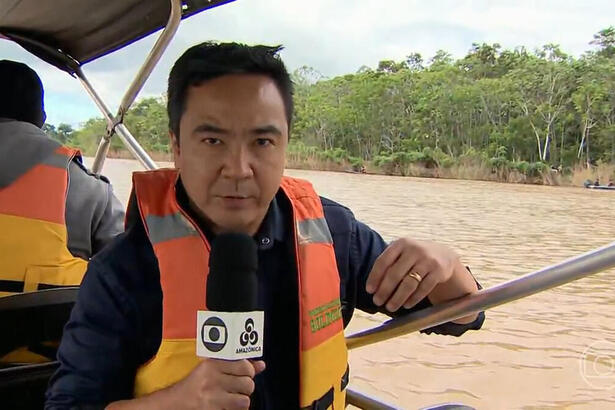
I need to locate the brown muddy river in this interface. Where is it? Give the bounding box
[90,157,615,409]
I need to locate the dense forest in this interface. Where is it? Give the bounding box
[48,27,615,184]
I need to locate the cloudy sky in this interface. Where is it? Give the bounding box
[1,0,613,126]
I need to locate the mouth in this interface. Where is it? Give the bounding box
[221,194,254,201]
[217,195,254,209]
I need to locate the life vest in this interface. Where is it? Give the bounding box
[0,137,87,299]
[0,135,87,364]
[132,169,349,409]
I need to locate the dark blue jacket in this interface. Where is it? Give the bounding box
[45,185,484,409]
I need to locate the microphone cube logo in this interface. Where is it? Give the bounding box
[197,310,264,360]
[201,316,228,352]
[240,318,259,347]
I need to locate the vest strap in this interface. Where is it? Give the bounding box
[301,387,333,410]
[0,278,76,293]
[300,365,350,410]
[0,279,24,293]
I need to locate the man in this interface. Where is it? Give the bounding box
[0,60,124,304]
[46,43,484,410]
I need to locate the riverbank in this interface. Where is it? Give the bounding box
[99,149,614,187]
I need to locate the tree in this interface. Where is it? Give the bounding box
[458,43,502,78]
[42,124,59,141]
[508,54,572,161]
[429,50,453,68]
[376,60,407,73]
[590,26,615,58]
[405,53,424,71]
[56,123,75,144]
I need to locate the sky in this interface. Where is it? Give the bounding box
[1,0,613,127]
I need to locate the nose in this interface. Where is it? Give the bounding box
[220,145,254,180]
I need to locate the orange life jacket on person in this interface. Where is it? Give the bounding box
[0,141,87,363]
[0,143,87,298]
[131,169,348,409]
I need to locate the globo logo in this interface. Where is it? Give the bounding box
[201,316,228,352]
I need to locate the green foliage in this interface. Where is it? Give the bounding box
[52,97,170,156]
[46,28,614,179]
[43,123,77,146]
[289,27,614,172]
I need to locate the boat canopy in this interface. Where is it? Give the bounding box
[0,0,232,74]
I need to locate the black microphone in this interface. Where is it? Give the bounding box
[197,233,264,359]
[207,232,258,312]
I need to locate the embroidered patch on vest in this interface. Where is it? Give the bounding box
[309,298,343,333]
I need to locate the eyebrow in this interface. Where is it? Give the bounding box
[192,122,229,135]
[252,125,282,136]
[192,122,283,137]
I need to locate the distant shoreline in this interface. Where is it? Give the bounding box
[95,151,613,188]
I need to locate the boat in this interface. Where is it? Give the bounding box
[585,185,615,191]
[2,1,615,409]
[583,179,615,190]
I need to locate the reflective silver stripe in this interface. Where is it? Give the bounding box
[145,212,199,244]
[0,125,66,188]
[297,217,333,245]
[41,152,73,169]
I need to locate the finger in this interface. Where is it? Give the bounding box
[385,271,421,312]
[219,374,255,396]
[403,270,439,310]
[212,392,251,410]
[218,359,256,378]
[372,252,416,307]
[251,360,266,375]
[365,240,404,294]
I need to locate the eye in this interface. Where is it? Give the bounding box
[203,137,221,145]
[256,138,273,147]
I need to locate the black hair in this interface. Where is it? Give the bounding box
[0,60,46,127]
[167,42,293,140]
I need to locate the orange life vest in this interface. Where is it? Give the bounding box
[131,169,348,409]
[0,141,87,363]
[0,143,87,298]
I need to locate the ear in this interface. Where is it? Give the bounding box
[169,130,180,168]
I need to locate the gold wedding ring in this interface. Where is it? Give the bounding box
[406,271,422,283]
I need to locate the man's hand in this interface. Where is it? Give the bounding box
[170,358,265,409]
[365,238,478,317]
[107,358,265,410]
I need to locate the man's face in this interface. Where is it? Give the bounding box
[172,74,288,236]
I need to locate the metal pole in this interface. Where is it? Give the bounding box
[115,123,159,170]
[346,388,401,409]
[346,242,615,350]
[76,70,158,172]
[75,69,116,173]
[117,0,182,116]
[75,0,182,173]
[75,68,115,123]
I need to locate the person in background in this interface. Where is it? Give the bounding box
[0,60,124,307]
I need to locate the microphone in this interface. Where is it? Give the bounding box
[196,233,264,360]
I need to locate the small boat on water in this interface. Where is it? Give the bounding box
[583,180,615,190]
[586,185,615,190]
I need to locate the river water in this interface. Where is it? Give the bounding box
[91,158,615,409]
